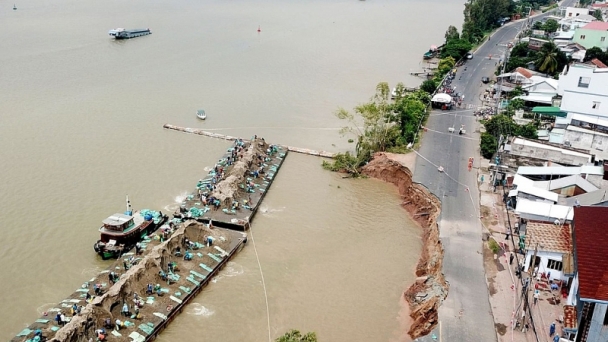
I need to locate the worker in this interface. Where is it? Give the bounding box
[121,302,129,316]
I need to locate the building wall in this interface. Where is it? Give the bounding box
[573,28,608,50]
[565,7,590,17]
[509,139,591,165]
[561,91,608,118]
[588,303,608,341]
[524,250,566,281]
[564,128,608,160]
[567,274,578,306]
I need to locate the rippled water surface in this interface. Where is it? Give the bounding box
[0,0,462,340]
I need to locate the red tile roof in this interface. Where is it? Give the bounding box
[525,221,572,254]
[591,58,608,69]
[591,3,608,7]
[573,206,608,301]
[515,67,534,79]
[581,21,608,31]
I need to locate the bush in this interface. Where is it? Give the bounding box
[480,133,497,159]
[488,239,500,254]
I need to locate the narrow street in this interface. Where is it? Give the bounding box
[412,2,575,341]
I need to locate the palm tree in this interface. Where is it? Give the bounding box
[535,42,559,75]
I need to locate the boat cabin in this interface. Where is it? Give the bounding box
[102,213,135,232]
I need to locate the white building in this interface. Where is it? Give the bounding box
[564,6,591,18]
[558,63,608,121]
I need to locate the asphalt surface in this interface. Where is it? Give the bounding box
[412,3,575,341]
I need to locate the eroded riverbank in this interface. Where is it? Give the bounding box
[362,153,448,339]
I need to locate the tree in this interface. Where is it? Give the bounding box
[445,25,460,41]
[440,39,473,60]
[517,122,539,139]
[535,42,559,74]
[542,19,559,33]
[484,114,519,138]
[510,42,531,58]
[509,86,524,99]
[438,56,456,75]
[420,79,438,94]
[583,46,608,64]
[480,133,498,159]
[276,330,318,342]
[393,93,428,143]
[532,21,544,30]
[592,9,604,21]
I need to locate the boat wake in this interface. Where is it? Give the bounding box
[185,303,215,317]
[259,205,286,217]
[211,262,244,283]
[164,191,190,212]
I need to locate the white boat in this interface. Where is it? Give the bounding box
[197,109,207,120]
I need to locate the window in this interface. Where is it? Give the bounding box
[593,102,601,109]
[578,77,591,88]
[547,259,563,271]
[602,37,606,42]
[580,35,586,40]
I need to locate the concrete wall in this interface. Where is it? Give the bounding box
[567,274,578,306]
[565,7,590,17]
[564,128,608,160]
[510,139,591,165]
[588,303,608,341]
[524,250,566,281]
[573,28,608,50]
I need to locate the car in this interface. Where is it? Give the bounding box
[481,77,490,84]
[466,52,473,59]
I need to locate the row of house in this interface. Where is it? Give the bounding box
[495,159,608,341]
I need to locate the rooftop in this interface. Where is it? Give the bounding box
[515,198,574,221]
[573,206,608,302]
[515,67,534,79]
[517,165,603,177]
[525,221,572,254]
[590,58,608,68]
[581,21,608,31]
[560,189,608,206]
[102,213,133,226]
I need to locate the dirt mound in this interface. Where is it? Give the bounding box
[361,152,448,339]
[50,221,232,342]
[211,138,269,205]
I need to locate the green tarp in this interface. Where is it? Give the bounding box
[531,106,567,117]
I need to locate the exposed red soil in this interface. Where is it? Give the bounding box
[361,152,448,339]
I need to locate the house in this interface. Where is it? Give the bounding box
[508,137,593,166]
[556,63,608,158]
[529,37,551,51]
[559,43,588,62]
[564,7,591,18]
[496,67,546,93]
[522,221,572,283]
[515,77,559,107]
[567,206,608,342]
[590,3,608,21]
[572,21,608,50]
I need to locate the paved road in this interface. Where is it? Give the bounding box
[412,3,575,341]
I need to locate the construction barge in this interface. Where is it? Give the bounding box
[12,136,288,342]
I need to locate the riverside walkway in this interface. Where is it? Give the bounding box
[12,134,287,342]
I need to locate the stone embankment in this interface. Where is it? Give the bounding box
[361,153,448,339]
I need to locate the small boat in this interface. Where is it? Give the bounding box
[197,109,207,120]
[13,4,17,10]
[93,196,168,259]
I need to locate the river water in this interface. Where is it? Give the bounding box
[0,0,462,340]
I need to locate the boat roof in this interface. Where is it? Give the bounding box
[103,213,133,226]
[197,109,205,114]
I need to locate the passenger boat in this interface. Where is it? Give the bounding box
[93,197,167,259]
[108,28,151,39]
[197,109,207,120]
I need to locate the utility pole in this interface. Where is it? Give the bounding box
[523,243,539,332]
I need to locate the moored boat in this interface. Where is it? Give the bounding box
[93,197,167,259]
[197,109,207,120]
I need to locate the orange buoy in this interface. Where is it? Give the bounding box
[257,26,261,32]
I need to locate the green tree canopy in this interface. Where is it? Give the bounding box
[592,9,604,21]
[535,42,567,75]
[440,39,473,60]
[445,25,460,41]
[542,19,559,33]
[276,330,318,342]
[420,79,438,94]
[480,132,498,159]
[510,42,531,58]
[583,46,608,65]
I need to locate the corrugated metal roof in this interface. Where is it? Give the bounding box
[515,183,559,202]
[517,166,603,176]
[573,206,608,301]
[561,189,608,206]
[515,198,574,220]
